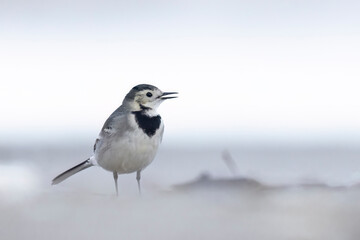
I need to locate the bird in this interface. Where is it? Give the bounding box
[52,84,177,195]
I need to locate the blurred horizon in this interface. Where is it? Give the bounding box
[2,126,360,148]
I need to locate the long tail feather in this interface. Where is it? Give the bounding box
[52,159,93,185]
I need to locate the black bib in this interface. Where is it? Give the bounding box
[132,111,161,137]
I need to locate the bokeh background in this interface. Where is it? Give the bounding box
[1,1,360,239]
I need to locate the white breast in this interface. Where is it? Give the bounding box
[95,114,164,174]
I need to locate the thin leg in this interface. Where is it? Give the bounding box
[113,171,118,196]
[136,170,141,195]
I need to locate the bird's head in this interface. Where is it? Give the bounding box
[124,84,178,111]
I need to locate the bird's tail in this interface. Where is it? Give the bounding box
[52,159,93,185]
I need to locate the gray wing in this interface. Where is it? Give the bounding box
[159,123,165,142]
[93,105,132,153]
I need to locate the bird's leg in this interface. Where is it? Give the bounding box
[113,171,119,196]
[136,170,141,195]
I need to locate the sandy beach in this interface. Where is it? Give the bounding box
[1,143,360,240]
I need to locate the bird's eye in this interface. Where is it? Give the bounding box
[146,92,153,97]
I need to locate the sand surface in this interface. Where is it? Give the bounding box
[1,144,360,240]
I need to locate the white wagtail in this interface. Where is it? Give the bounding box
[52,84,177,195]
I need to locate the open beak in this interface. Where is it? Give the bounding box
[160,92,178,100]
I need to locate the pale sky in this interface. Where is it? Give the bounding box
[1,0,360,144]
